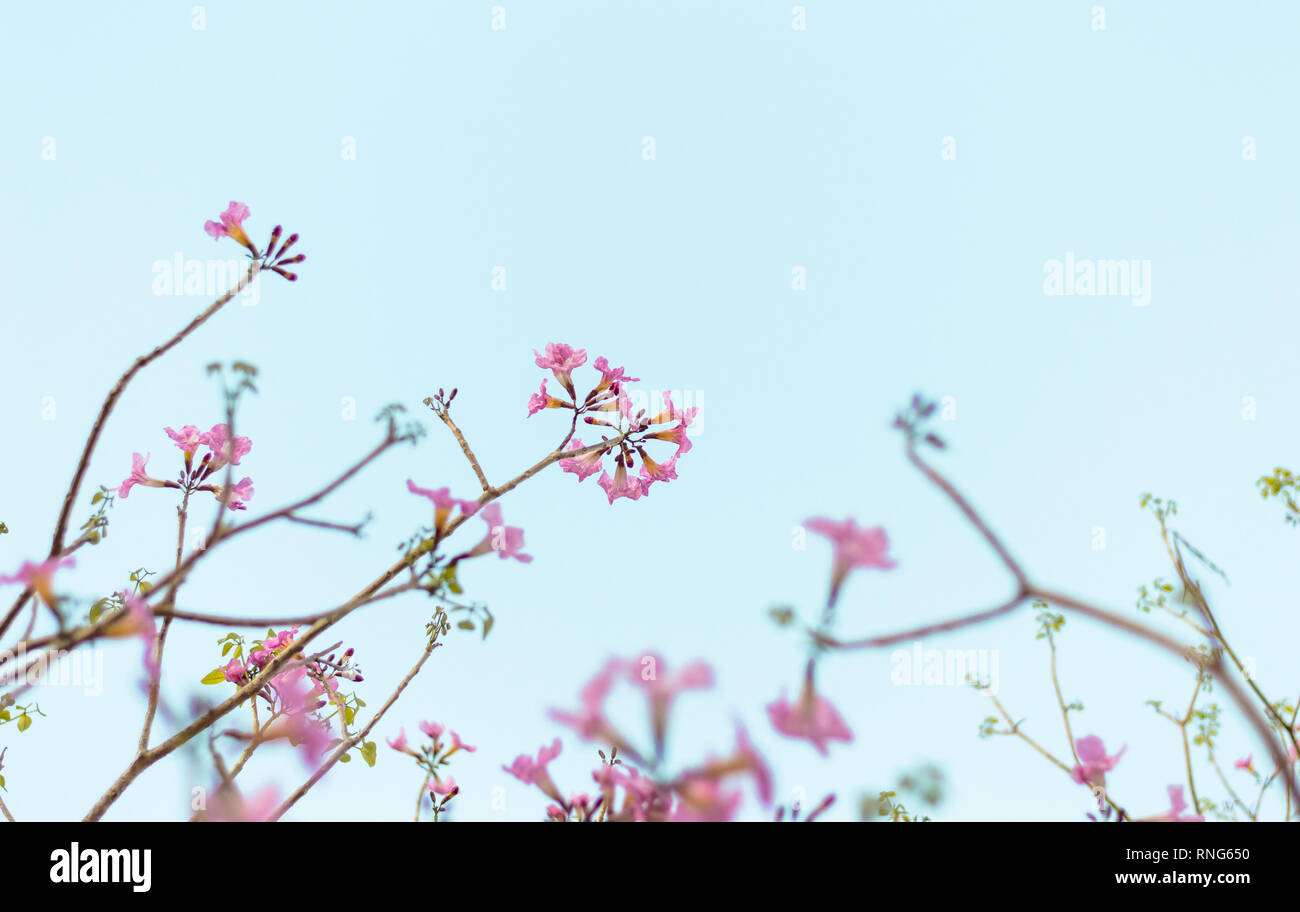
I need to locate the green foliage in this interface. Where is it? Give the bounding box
[1033,601,1065,638]
[1257,468,1300,525]
[1135,578,1175,614]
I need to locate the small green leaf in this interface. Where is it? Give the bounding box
[200,668,227,685]
[16,714,31,733]
[360,741,377,767]
[339,753,352,763]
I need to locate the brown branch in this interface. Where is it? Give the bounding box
[820,434,1300,811]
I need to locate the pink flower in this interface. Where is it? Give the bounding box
[1069,735,1126,788]
[650,391,697,428]
[0,556,76,605]
[213,477,254,511]
[533,342,587,395]
[592,356,639,394]
[1145,785,1204,822]
[637,450,677,492]
[164,425,205,453]
[645,421,693,457]
[203,201,255,251]
[597,461,648,505]
[767,687,853,756]
[558,438,606,483]
[428,776,458,797]
[632,654,713,752]
[406,480,479,530]
[672,777,743,822]
[261,627,299,653]
[466,503,532,562]
[387,728,412,753]
[222,657,246,684]
[804,517,896,601]
[448,731,476,754]
[527,378,569,417]
[419,720,446,740]
[503,739,565,803]
[117,452,168,498]
[1234,754,1256,775]
[207,784,279,822]
[201,424,252,470]
[550,658,622,740]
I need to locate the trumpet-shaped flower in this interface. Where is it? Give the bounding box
[504,739,565,804]
[0,556,75,605]
[406,479,480,529]
[201,424,252,470]
[117,453,168,498]
[804,516,896,601]
[597,461,647,505]
[558,438,605,482]
[527,378,569,417]
[213,477,254,511]
[1069,735,1126,788]
[164,425,205,453]
[466,503,532,562]
[767,687,853,756]
[204,201,256,252]
[534,342,587,395]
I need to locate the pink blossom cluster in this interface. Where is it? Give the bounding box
[218,628,364,767]
[527,343,695,504]
[506,655,772,822]
[388,720,477,809]
[118,423,254,511]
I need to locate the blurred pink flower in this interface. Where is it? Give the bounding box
[387,728,412,753]
[504,739,564,804]
[1146,785,1204,822]
[419,720,446,741]
[672,777,742,822]
[0,556,75,605]
[1069,735,1126,788]
[804,516,896,601]
[207,784,279,822]
[406,479,479,530]
[767,687,853,756]
[550,658,622,740]
[466,503,532,562]
[428,776,458,797]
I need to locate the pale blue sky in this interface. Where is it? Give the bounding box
[1,1,1298,822]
